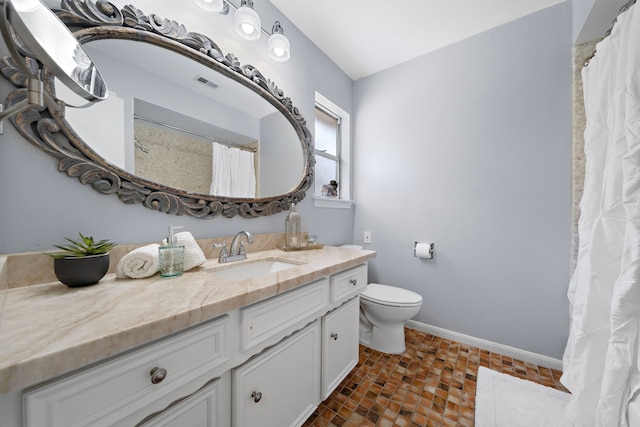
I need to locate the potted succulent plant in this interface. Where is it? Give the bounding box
[49,233,117,287]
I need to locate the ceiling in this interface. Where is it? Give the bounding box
[268,0,622,81]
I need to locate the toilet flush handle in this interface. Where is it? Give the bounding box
[350,279,357,286]
[330,333,339,340]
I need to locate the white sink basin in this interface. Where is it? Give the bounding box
[209,259,302,281]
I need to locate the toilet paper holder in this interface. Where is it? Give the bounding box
[414,242,435,259]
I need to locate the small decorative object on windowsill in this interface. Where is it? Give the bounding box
[321,180,338,198]
[48,233,116,287]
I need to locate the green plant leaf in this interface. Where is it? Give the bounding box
[47,233,117,257]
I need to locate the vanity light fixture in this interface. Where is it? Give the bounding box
[194,0,228,14]
[198,0,291,62]
[268,21,290,62]
[234,0,261,41]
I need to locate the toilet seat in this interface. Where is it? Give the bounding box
[361,283,422,307]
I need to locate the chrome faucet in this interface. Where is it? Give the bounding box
[212,231,254,263]
[211,242,228,263]
[230,231,253,260]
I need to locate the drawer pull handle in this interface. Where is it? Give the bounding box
[150,367,168,384]
[251,391,263,403]
[350,279,357,286]
[331,333,339,340]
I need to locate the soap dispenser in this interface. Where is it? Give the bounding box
[159,225,185,278]
[285,202,301,248]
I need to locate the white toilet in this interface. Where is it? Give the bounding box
[338,245,423,354]
[359,283,423,354]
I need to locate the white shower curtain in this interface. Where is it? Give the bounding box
[210,143,256,198]
[561,3,640,426]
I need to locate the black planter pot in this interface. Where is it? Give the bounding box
[54,253,110,288]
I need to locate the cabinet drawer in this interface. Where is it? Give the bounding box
[24,316,230,427]
[330,264,367,303]
[241,278,329,352]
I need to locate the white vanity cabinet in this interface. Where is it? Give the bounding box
[17,262,369,427]
[232,264,366,427]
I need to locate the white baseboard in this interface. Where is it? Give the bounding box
[405,320,563,371]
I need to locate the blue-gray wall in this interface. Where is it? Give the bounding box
[1,1,575,359]
[0,0,355,252]
[352,3,572,359]
[573,0,630,44]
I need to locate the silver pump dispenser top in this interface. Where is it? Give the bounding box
[166,225,183,244]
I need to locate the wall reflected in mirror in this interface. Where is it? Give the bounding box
[133,102,259,197]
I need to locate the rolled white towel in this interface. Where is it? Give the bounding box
[116,244,161,279]
[162,232,206,271]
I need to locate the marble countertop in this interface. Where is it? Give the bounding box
[0,246,375,394]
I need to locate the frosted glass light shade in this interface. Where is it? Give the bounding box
[194,0,225,13]
[234,2,261,41]
[268,33,290,62]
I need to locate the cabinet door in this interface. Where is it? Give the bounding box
[136,376,227,427]
[322,297,360,399]
[233,321,321,427]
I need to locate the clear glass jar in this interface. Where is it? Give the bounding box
[285,202,301,248]
[159,244,185,278]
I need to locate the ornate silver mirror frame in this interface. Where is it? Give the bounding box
[0,0,313,219]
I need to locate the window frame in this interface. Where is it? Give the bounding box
[313,92,352,209]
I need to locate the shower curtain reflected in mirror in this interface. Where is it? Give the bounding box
[562,2,640,426]
[210,143,257,198]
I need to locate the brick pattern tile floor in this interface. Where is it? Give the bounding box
[303,328,568,427]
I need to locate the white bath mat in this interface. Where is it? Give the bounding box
[475,366,572,427]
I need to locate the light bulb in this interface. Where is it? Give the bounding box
[241,22,255,35]
[268,22,290,62]
[12,0,41,13]
[234,0,261,41]
[194,0,225,13]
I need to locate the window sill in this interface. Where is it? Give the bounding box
[313,197,354,209]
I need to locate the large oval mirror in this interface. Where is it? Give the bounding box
[0,1,313,218]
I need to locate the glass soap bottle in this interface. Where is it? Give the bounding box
[159,225,185,278]
[285,203,301,248]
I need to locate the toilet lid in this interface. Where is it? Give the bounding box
[360,283,422,306]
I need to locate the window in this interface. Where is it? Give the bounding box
[315,106,340,197]
[314,92,351,208]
